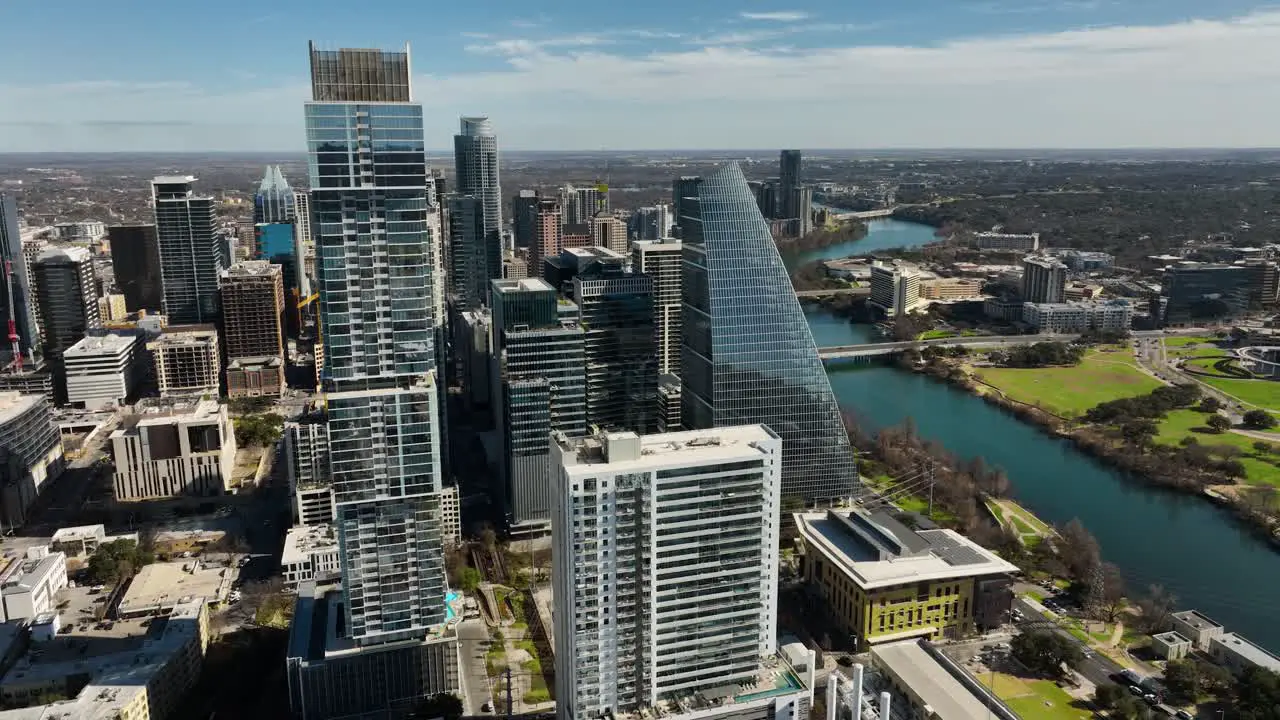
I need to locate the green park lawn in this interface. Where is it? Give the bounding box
[919,330,957,340]
[978,348,1163,418]
[1197,375,1280,410]
[1164,336,1220,348]
[982,673,1090,720]
[1154,409,1280,488]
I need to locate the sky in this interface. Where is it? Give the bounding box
[1,0,1278,152]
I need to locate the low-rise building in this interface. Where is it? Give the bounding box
[871,640,1007,720]
[794,508,1018,650]
[1170,609,1225,651]
[1054,249,1115,271]
[971,232,1039,252]
[281,524,341,590]
[0,550,67,623]
[110,397,237,501]
[147,325,219,397]
[1151,631,1193,661]
[1021,299,1133,334]
[920,277,984,301]
[983,296,1024,322]
[50,524,107,557]
[225,356,285,398]
[1064,282,1103,302]
[0,393,64,530]
[116,561,231,617]
[62,333,143,410]
[1209,632,1280,676]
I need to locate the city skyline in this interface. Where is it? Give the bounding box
[3,1,1279,152]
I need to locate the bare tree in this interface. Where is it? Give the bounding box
[1136,584,1178,633]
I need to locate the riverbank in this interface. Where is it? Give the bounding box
[905,350,1280,547]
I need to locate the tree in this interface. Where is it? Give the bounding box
[1195,659,1233,697]
[1135,584,1177,633]
[1056,518,1101,582]
[1093,562,1126,622]
[457,567,482,592]
[1112,695,1153,720]
[1199,397,1223,413]
[1121,419,1159,447]
[86,539,154,585]
[1011,630,1082,678]
[1206,414,1232,433]
[1243,409,1277,430]
[233,413,284,447]
[409,693,463,720]
[1094,683,1128,710]
[1162,659,1200,705]
[479,526,498,553]
[1234,666,1280,720]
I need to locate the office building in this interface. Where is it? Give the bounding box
[1169,610,1225,652]
[0,392,63,530]
[440,484,461,547]
[110,396,237,501]
[590,212,628,254]
[0,195,39,369]
[575,263,656,432]
[256,222,305,293]
[920,277,984,301]
[453,116,503,246]
[794,508,1018,650]
[511,189,539,249]
[1209,633,1280,677]
[149,325,220,396]
[656,373,681,432]
[971,232,1040,251]
[153,176,226,325]
[869,640,1004,720]
[628,204,672,241]
[542,246,627,298]
[447,194,494,311]
[529,198,563,275]
[681,164,858,503]
[490,278,586,531]
[63,333,142,410]
[108,224,164,312]
[32,246,101,402]
[1022,299,1133,334]
[282,524,342,590]
[1160,263,1251,326]
[632,240,683,375]
[502,252,528,280]
[305,42,450,650]
[255,165,297,225]
[868,261,922,317]
[552,426,813,720]
[1241,259,1279,308]
[559,184,608,227]
[453,309,491,413]
[1054,249,1114,271]
[670,176,701,236]
[1021,255,1068,304]
[220,261,286,397]
[0,549,68,623]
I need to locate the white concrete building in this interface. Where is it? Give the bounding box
[869,261,922,317]
[1021,299,1134,334]
[281,524,341,590]
[0,393,64,530]
[110,397,237,501]
[0,550,68,622]
[552,426,811,720]
[147,326,220,397]
[62,333,142,410]
[284,416,332,526]
[441,483,461,547]
[1209,632,1280,676]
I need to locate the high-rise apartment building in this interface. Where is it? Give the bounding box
[1021,255,1068,304]
[0,195,40,368]
[453,116,503,247]
[0,392,64,529]
[628,204,672,241]
[447,195,493,311]
[559,184,609,226]
[511,189,539,249]
[152,176,226,324]
[220,261,286,397]
[284,413,333,527]
[489,278,586,532]
[32,246,101,403]
[304,41,449,646]
[631,240,682,375]
[575,263,656,432]
[670,176,701,237]
[254,166,297,225]
[779,149,802,218]
[149,326,220,397]
[590,212,628,254]
[868,261,922,317]
[107,224,164,313]
[680,164,858,503]
[552,425,812,720]
[529,199,563,276]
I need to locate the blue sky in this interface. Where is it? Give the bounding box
[1,0,1277,151]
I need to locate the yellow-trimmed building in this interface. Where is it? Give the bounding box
[795,509,1017,651]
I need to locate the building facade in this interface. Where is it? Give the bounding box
[590,213,628,254]
[0,194,40,368]
[152,176,227,324]
[680,164,859,503]
[453,116,503,248]
[110,397,237,501]
[254,165,297,225]
[447,194,493,311]
[1160,263,1251,326]
[63,333,141,410]
[559,184,608,227]
[529,199,563,275]
[108,224,164,313]
[1021,255,1068,304]
[0,392,63,529]
[628,204,672,241]
[32,246,101,403]
[511,189,539,249]
[148,326,220,397]
[1021,300,1133,334]
[575,269,656,433]
[285,415,333,527]
[631,240,683,376]
[971,232,1040,251]
[868,262,922,317]
[220,261,286,397]
[670,176,702,237]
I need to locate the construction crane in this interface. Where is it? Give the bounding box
[3,260,21,371]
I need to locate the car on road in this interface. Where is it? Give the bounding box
[1175,711,1194,720]
[481,703,492,713]
[1128,685,1145,697]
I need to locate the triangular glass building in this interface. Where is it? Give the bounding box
[680,163,859,503]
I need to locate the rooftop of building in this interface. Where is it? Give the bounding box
[115,396,223,430]
[1153,631,1192,645]
[557,425,779,473]
[871,640,992,720]
[1171,609,1223,631]
[632,239,683,250]
[281,524,338,566]
[0,552,65,594]
[492,277,554,294]
[151,175,196,184]
[0,392,43,427]
[50,525,106,543]
[563,246,624,260]
[35,245,92,264]
[287,580,455,665]
[116,561,228,616]
[222,260,283,278]
[63,334,137,357]
[227,356,284,369]
[1213,632,1280,671]
[613,651,811,720]
[1022,254,1068,268]
[794,508,1019,590]
[147,326,218,346]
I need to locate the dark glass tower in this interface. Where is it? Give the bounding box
[108,225,163,313]
[152,176,226,324]
[680,163,858,503]
[447,195,492,311]
[0,194,40,366]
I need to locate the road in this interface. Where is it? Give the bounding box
[1013,597,1130,688]
[457,620,493,715]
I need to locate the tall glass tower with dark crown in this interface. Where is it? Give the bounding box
[679,163,858,503]
[305,42,447,644]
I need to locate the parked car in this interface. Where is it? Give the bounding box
[1128,686,1145,697]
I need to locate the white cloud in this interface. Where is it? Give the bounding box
[5,10,1280,151]
[740,11,811,22]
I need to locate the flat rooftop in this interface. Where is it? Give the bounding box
[1172,609,1223,631]
[64,334,137,357]
[795,509,1018,590]
[613,652,810,720]
[1213,633,1280,672]
[872,641,992,720]
[282,524,338,566]
[1153,631,1192,645]
[492,277,554,294]
[557,426,779,472]
[223,260,282,278]
[117,560,229,615]
[0,393,42,426]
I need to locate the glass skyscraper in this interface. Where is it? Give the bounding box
[453,116,502,292]
[305,42,447,644]
[679,163,858,503]
[254,165,296,225]
[0,194,40,366]
[152,176,226,324]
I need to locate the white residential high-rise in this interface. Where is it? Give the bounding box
[552,425,811,720]
[631,240,682,376]
[868,261,922,317]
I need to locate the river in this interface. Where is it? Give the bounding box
[805,219,1280,652]
[787,217,940,269]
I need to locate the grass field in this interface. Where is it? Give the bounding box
[920,330,957,340]
[1154,409,1280,487]
[1197,375,1280,410]
[981,673,1091,720]
[1165,336,1220,348]
[1183,356,1248,377]
[977,348,1162,418]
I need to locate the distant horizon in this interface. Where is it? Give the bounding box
[5,146,1280,157]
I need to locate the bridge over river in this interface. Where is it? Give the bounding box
[816,329,1195,359]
